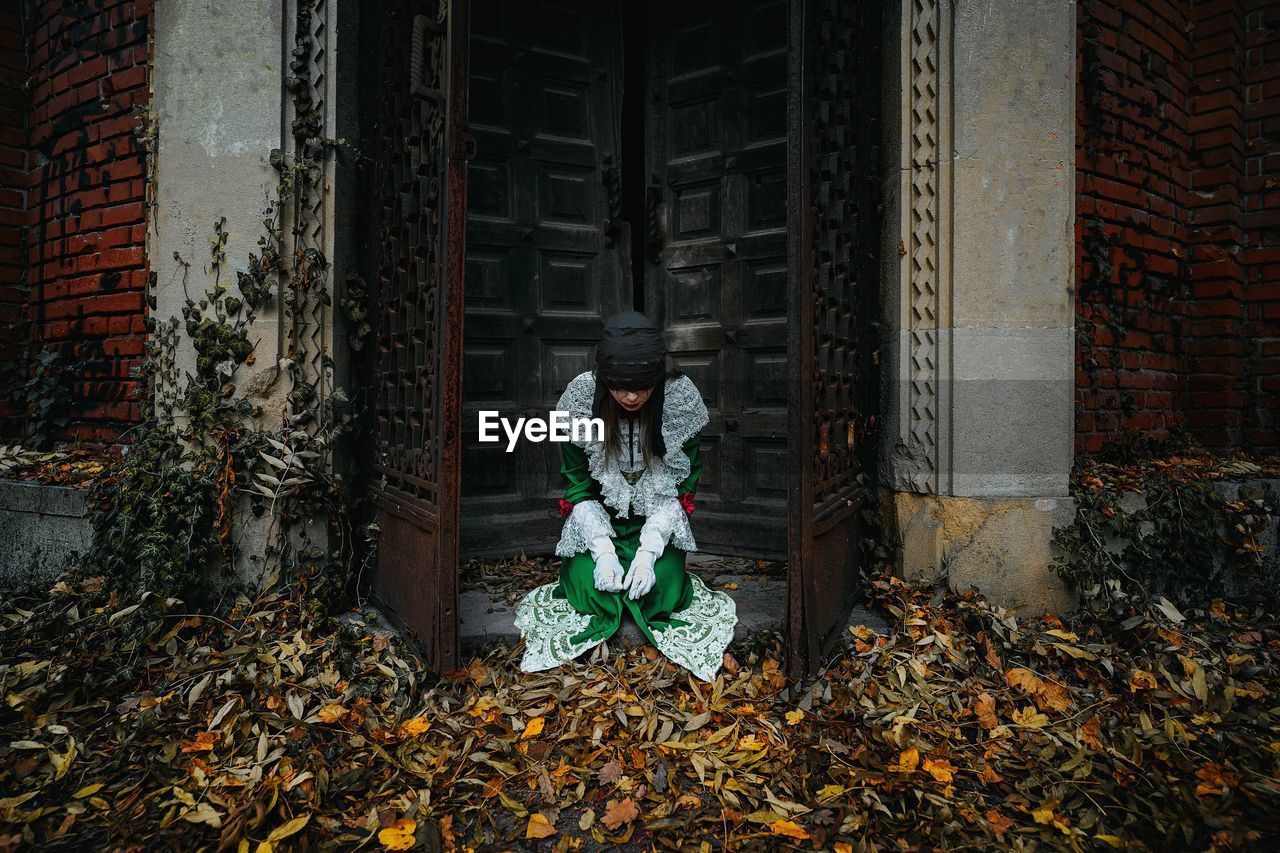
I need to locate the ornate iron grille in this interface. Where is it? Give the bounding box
[808,0,880,520]
[370,0,450,508]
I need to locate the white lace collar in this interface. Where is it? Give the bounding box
[556,370,709,519]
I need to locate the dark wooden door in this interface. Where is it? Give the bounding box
[786,0,882,678]
[460,0,629,558]
[364,0,470,673]
[645,0,791,559]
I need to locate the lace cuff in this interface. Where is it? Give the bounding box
[554,499,614,558]
[637,497,697,555]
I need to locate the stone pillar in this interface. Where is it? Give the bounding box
[149,0,349,586]
[879,0,1077,613]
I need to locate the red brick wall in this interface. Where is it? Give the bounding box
[2,0,152,444]
[1076,0,1280,453]
[0,3,28,422]
[1242,3,1280,446]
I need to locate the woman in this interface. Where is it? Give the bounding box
[515,311,738,682]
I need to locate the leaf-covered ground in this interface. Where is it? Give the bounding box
[2,569,1279,851]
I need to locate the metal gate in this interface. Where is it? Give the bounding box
[786,0,882,678]
[363,0,470,674]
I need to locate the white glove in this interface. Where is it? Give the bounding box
[623,548,657,599]
[588,536,625,592]
[623,502,679,599]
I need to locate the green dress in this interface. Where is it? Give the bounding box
[514,371,738,682]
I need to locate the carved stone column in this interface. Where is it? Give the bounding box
[879,0,1077,613]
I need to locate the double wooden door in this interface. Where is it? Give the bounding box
[364,0,882,679]
[460,0,790,560]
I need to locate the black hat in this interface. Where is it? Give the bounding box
[592,311,668,456]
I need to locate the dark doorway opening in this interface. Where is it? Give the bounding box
[459,0,791,561]
[620,0,647,308]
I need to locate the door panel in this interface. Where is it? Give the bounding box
[461,0,629,558]
[786,0,882,678]
[365,0,469,673]
[646,0,791,559]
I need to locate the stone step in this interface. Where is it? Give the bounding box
[458,571,889,650]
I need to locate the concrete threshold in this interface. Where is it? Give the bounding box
[457,552,890,650]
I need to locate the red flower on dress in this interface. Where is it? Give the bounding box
[679,493,695,516]
[557,498,575,518]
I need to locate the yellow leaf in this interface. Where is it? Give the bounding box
[1052,642,1097,660]
[521,717,545,740]
[923,757,955,783]
[266,813,310,843]
[397,717,431,738]
[835,844,853,853]
[769,820,810,840]
[1046,629,1079,642]
[888,747,919,773]
[817,784,845,801]
[1012,706,1048,729]
[1032,803,1056,824]
[378,818,416,850]
[736,734,767,751]
[1128,669,1158,692]
[317,704,348,724]
[255,843,272,853]
[525,813,556,839]
[785,709,805,726]
[72,782,103,799]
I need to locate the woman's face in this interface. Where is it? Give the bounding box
[610,386,654,412]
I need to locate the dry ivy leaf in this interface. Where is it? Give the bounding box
[785,709,805,726]
[601,797,639,830]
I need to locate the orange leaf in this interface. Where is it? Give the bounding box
[923,757,956,783]
[1128,669,1158,692]
[521,717,545,740]
[525,813,556,839]
[888,747,919,773]
[985,809,1013,836]
[974,693,998,729]
[180,731,219,753]
[769,820,810,840]
[396,717,431,738]
[317,704,348,724]
[601,797,639,830]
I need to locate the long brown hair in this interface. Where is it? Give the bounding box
[599,367,683,467]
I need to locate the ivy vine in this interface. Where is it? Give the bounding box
[86,0,369,609]
[1052,455,1280,614]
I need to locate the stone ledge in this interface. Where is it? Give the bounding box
[0,479,92,586]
